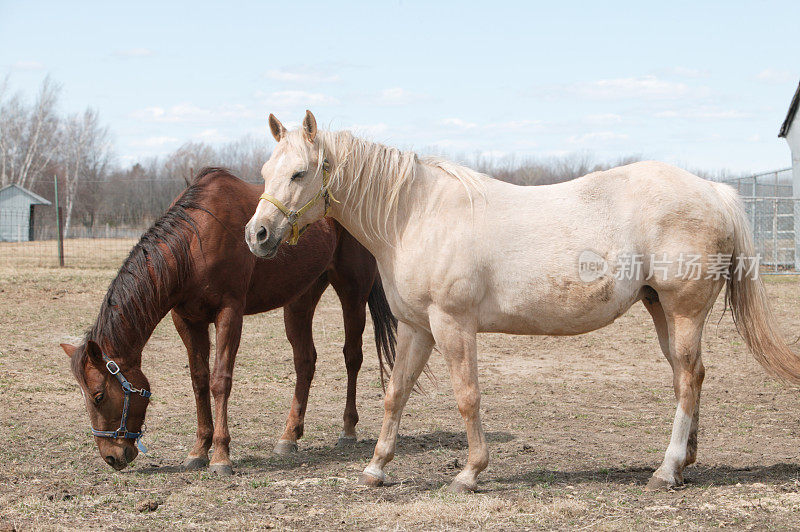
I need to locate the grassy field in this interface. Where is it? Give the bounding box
[2,258,800,530]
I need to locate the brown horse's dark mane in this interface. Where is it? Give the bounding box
[71,168,230,381]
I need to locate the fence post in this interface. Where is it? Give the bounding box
[54,175,64,267]
[773,200,778,273]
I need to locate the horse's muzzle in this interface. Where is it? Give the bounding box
[246,223,283,258]
[104,455,129,470]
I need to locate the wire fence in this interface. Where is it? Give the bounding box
[722,168,793,197]
[0,178,189,268]
[1,170,799,272]
[721,169,797,274]
[741,197,797,273]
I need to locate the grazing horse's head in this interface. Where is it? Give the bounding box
[61,340,151,470]
[246,110,329,258]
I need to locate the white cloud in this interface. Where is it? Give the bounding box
[584,113,622,125]
[488,120,542,131]
[665,66,710,78]
[348,123,389,136]
[256,90,338,107]
[569,76,692,100]
[265,68,340,84]
[747,134,761,142]
[439,118,542,132]
[193,128,229,143]
[374,87,425,106]
[567,131,629,145]
[440,118,477,129]
[114,48,155,58]
[654,107,749,120]
[131,136,179,147]
[131,103,257,123]
[755,68,795,84]
[11,61,44,70]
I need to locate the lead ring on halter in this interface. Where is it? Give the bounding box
[258,158,335,245]
[90,351,152,453]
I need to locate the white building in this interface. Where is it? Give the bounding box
[0,184,51,242]
[779,82,800,191]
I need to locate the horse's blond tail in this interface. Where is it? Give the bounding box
[715,183,800,383]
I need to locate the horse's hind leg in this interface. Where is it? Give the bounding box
[328,271,370,447]
[208,303,244,476]
[171,311,212,471]
[274,275,329,455]
[645,289,712,490]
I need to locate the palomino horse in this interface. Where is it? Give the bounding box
[63,168,396,474]
[245,111,800,492]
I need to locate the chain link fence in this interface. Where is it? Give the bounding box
[722,169,797,274]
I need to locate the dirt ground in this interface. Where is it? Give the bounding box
[2,260,800,530]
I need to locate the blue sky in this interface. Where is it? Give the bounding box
[1,1,798,174]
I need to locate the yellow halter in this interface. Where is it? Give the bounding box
[258,159,334,245]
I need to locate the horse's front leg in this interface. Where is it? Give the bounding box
[359,321,434,486]
[171,311,213,471]
[208,304,244,475]
[429,309,487,492]
[274,275,329,455]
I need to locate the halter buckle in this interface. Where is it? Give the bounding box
[105,360,120,375]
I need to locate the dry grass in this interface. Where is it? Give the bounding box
[2,265,800,530]
[0,238,137,269]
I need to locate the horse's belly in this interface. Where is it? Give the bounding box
[479,278,643,336]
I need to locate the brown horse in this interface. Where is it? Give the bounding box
[61,168,396,475]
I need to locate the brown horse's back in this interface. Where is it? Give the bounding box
[171,168,339,320]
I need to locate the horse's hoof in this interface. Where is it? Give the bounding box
[181,457,209,471]
[273,440,299,456]
[208,463,233,476]
[335,435,358,448]
[358,472,384,487]
[645,475,676,491]
[447,479,476,493]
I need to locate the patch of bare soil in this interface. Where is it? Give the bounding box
[2,266,800,530]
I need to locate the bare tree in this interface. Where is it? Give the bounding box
[216,134,270,181]
[60,108,112,236]
[163,141,216,184]
[0,76,61,188]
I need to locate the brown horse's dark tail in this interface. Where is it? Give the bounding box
[716,182,800,384]
[367,274,434,392]
[368,274,398,389]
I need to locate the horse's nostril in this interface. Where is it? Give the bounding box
[256,226,268,244]
[104,455,116,466]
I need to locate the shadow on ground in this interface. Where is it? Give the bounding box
[490,462,800,489]
[133,430,515,475]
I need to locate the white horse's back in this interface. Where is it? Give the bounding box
[427,161,734,335]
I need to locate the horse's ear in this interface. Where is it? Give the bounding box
[60,343,77,358]
[268,113,287,142]
[302,110,317,143]
[85,340,105,368]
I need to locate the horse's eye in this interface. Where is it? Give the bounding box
[93,392,104,405]
[291,171,305,181]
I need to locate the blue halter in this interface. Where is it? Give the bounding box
[90,352,152,454]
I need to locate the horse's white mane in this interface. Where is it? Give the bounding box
[311,130,486,243]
